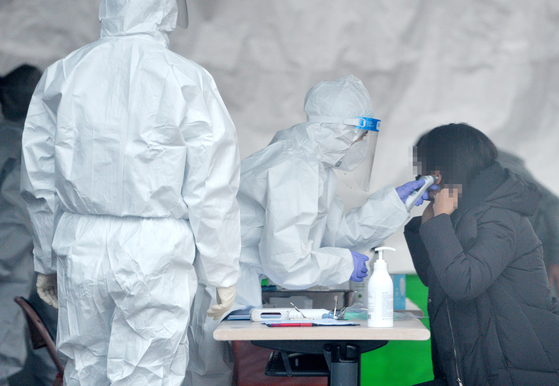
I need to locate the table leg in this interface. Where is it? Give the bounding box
[252,340,387,386]
[323,343,360,386]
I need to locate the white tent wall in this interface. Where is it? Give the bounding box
[2,0,558,273]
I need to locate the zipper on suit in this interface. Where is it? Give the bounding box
[445,299,464,386]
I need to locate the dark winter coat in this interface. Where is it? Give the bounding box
[404,162,559,386]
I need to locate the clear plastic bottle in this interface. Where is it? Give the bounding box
[368,247,395,327]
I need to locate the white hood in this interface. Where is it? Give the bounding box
[99,0,180,45]
[271,75,375,168]
[269,122,359,168]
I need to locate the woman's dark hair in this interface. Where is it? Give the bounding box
[414,123,498,187]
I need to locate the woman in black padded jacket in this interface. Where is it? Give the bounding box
[405,123,559,386]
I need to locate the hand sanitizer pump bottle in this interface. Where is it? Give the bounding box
[368,247,395,327]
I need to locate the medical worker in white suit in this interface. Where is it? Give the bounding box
[20,1,240,385]
[185,75,433,385]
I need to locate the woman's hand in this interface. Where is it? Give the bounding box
[548,264,559,295]
[433,185,461,216]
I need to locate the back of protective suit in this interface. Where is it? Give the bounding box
[21,1,241,385]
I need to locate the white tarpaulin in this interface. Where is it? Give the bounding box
[2,0,558,272]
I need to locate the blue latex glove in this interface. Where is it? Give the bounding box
[350,250,369,282]
[395,179,439,206]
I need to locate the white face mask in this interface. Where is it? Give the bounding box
[334,137,368,171]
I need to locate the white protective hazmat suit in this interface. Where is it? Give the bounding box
[185,75,410,386]
[20,1,241,385]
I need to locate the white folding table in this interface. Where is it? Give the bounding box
[214,317,430,386]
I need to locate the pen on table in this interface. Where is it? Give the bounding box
[270,323,314,327]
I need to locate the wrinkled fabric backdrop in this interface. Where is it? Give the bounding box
[2,0,558,272]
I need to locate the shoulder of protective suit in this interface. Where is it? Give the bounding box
[162,51,219,88]
[164,50,207,72]
[242,139,320,177]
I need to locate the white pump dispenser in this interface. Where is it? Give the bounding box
[368,246,395,327]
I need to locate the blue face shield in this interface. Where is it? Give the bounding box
[351,117,381,132]
[307,115,381,191]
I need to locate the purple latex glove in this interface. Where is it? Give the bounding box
[350,250,369,282]
[395,179,439,206]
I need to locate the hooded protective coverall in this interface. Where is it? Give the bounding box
[20,1,241,385]
[185,76,410,386]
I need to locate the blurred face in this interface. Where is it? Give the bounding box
[427,171,463,204]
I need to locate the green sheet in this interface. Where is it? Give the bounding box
[361,274,434,385]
